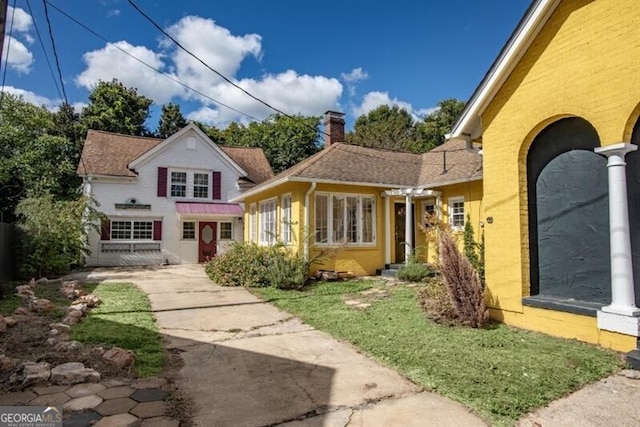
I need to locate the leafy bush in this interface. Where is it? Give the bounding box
[439,230,488,328]
[397,262,432,282]
[205,242,310,289]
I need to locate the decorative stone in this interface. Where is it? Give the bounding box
[49,323,71,333]
[30,392,70,406]
[130,401,166,418]
[4,316,17,327]
[140,417,180,427]
[73,294,101,308]
[36,277,48,284]
[64,395,104,411]
[131,388,168,403]
[98,386,134,400]
[63,410,101,427]
[62,314,80,325]
[68,303,88,313]
[14,307,29,316]
[67,383,107,398]
[61,281,80,300]
[46,337,58,346]
[94,413,139,427]
[50,362,101,385]
[103,347,135,368]
[95,397,137,416]
[49,328,60,337]
[29,298,55,313]
[22,362,51,385]
[54,340,84,352]
[100,378,130,388]
[131,377,167,390]
[16,285,34,295]
[0,315,6,333]
[33,385,70,395]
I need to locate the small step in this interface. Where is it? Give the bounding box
[380,269,399,279]
[388,263,404,270]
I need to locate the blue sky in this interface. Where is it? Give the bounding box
[2,0,531,131]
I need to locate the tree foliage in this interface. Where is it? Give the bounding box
[157,102,188,138]
[346,105,417,151]
[415,98,466,152]
[81,79,152,136]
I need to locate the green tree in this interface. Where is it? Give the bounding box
[415,98,466,152]
[81,79,152,136]
[157,102,188,138]
[346,105,417,151]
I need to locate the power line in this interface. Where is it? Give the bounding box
[42,0,67,104]
[45,0,261,122]
[25,0,63,100]
[0,0,16,100]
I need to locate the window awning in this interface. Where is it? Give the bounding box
[175,202,244,216]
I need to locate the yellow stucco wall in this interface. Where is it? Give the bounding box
[480,0,640,349]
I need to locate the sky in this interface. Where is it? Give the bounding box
[1,0,531,131]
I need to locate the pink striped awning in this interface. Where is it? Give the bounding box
[176,202,244,216]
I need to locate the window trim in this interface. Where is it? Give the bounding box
[259,198,278,245]
[168,169,211,200]
[448,197,465,230]
[219,222,233,240]
[249,203,257,243]
[281,193,292,245]
[315,192,376,247]
[181,221,196,240]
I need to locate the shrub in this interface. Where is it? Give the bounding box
[419,273,458,325]
[439,230,488,328]
[264,247,309,290]
[397,262,432,282]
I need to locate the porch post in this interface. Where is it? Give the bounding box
[384,196,391,265]
[595,143,640,337]
[405,192,412,264]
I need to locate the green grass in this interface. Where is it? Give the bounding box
[71,282,164,377]
[253,281,623,426]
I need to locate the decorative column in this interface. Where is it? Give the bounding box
[405,191,413,264]
[595,143,640,337]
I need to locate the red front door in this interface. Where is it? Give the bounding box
[198,222,217,263]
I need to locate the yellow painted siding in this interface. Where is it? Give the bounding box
[481,0,640,341]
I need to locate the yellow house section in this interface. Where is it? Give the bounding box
[479,0,640,349]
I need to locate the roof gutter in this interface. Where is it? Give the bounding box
[303,181,317,262]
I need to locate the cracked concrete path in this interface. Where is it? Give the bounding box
[73,265,486,427]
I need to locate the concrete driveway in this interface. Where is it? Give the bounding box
[74,264,486,427]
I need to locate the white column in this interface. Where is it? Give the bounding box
[405,194,413,264]
[384,196,391,265]
[596,143,640,337]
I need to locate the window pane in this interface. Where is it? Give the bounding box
[346,196,358,243]
[451,201,465,227]
[111,221,131,240]
[133,221,153,239]
[362,197,374,243]
[193,173,209,198]
[281,195,292,243]
[260,200,276,244]
[171,172,187,197]
[332,196,345,243]
[220,222,232,239]
[182,221,195,239]
[315,195,328,243]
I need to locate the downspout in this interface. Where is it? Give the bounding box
[304,181,317,261]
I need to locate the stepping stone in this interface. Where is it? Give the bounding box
[131,388,168,403]
[64,395,104,412]
[30,392,70,406]
[95,397,137,416]
[130,401,167,418]
[98,386,134,400]
[101,378,130,387]
[0,391,37,405]
[131,377,167,389]
[141,416,180,427]
[67,383,107,398]
[33,385,69,395]
[64,411,101,427]
[94,413,138,427]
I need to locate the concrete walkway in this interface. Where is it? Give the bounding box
[77,265,486,427]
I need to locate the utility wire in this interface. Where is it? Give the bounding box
[42,0,67,104]
[45,0,261,122]
[25,0,63,100]
[0,0,17,101]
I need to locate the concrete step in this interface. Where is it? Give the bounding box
[380,269,399,279]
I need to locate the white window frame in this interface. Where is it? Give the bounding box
[110,220,153,241]
[181,221,196,240]
[249,203,257,243]
[170,171,187,198]
[259,198,277,245]
[169,169,211,199]
[281,194,292,245]
[219,222,233,240]
[193,172,209,199]
[448,197,465,230]
[315,192,376,246]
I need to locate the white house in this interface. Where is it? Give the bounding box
[77,123,273,266]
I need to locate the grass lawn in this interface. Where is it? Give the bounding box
[71,282,164,377]
[253,280,623,426]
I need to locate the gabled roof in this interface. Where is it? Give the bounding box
[450,0,561,140]
[232,140,482,201]
[78,128,273,185]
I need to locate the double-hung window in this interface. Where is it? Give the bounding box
[449,197,465,229]
[193,173,209,198]
[259,199,277,245]
[171,172,187,197]
[182,221,196,240]
[170,171,210,199]
[281,194,292,244]
[219,222,233,240]
[315,193,375,245]
[111,220,153,240]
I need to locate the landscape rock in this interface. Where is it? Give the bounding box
[50,362,101,385]
[49,323,71,333]
[21,362,51,385]
[15,285,35,297]
[54,340,84,352]
[36,277,48,285]
[62,315,80,326]
[73,294,101,308]
[0,315,6,333]
[14,307,29,316]
[46,337,59,346]
[68,303,88,313]
[29,298,55,313]
[28,278,36,287]
[61,281,81,300]
[103,347,135,368]
[5,316,17,327]
[0,354,16,371]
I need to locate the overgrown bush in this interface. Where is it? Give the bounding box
[205,242,310,289]
[397,262,432,282]
[439,230,488,328]
[419,273,458,326]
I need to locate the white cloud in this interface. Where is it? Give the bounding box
[3,36,33,73]
[352,91,414,117]
[76,41,183,104]
[186,106,219,125]
[2,86,61,110]
[7,6,33,33]
[341,67,368,83]
[414,106,439,119]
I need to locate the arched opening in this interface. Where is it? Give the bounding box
[527,117,610,303]
[626,116,640,306]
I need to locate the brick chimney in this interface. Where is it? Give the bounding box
[324,111,345,148]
